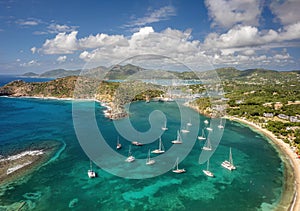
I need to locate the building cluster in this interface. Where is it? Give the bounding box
[263,113,300,123]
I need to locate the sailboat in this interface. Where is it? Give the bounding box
[161,120,168,131]
[204,119,209,125]
[181,123,190,133]
[172,130,183,144]
[87,160,96,178]
[218,118,224,129]
[221,147,236,170]
[146,149,155,165]
[125,145,135,162]
[206,127,213,131]
[116,136,122,150]
[198,129,206,140]
[151,137,165,154]
[202,138,212,151]
[132,133,144,146]
[187,117,192,126]
[203,159,214,177]
[172,157,186,173]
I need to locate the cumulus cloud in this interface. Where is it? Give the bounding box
[38,26,299,70]
[124,5,176,29]
[79,33,128,49]
[270,0,300,25]
[41,31,78,54]
[205,0,262,28]
[57,55,67,63]
[203,24,300,51]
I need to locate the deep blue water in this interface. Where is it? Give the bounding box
[0,75,53,86]
[0,76,285,210]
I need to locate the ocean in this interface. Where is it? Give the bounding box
[0,76,285,210]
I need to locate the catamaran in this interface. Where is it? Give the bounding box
[125,145,135,162]
[87,160,96,178]
[198,129,206,140]
[221,147,236,170]
[161,120,168,131]
[202,138,212,151]
[151,137,165,154]
[172,130,183,144]
[146,149,155,165]
[203,159,214,177]
[116,136,122,150]
[172,157,186,173]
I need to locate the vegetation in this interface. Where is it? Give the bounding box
[190,67,300,153]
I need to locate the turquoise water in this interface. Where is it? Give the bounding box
[0,96,284,210]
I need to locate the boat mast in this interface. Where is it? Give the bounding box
[229,148,233,165]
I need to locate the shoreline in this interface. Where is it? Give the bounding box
[226,116,300,211]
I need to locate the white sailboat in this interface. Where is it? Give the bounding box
[221,147,236,170]
[187,117,192,126]
[161,120,168,131]
[172,157,186,173]
[204,119,209,125]
[87,160,96,178]
[146,149,155,165]
[218,118,224,129]
[203,159,214,177]
[125,145,135,162]
[198,129,206,140]
[202,138,212,151]
[116,136,122,150]
[151,137,165,154]
[206,127,213,131]
[181,123,190,133]
[172,130,183,144]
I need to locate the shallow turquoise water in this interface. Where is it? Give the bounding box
[0,97,283,210]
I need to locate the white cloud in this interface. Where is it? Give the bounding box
[124,6,176,29]
[41,31,78,54]
[270,0,300,25]
[20,60,40,67]
[57,55,67,63]
[38,26,299,70]
[16,19,40,26]
[40,31,129,54]
[203,24,300,51]
[31,47,37,54]
[205,0,262,28]
[47,23,78,34]
[79,33,128,49]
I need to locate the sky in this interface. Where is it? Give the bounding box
[0,0,300,74]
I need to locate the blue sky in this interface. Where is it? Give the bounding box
[0,0,300,73]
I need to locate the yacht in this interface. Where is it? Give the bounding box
[151,137,165,154]
[172,157,186,173]
[146,149,155,165]
[221,147,236,170]
[203,159,214,177]
[87,160,96,178]
[172,130,183,144]
[125,146,135,162]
